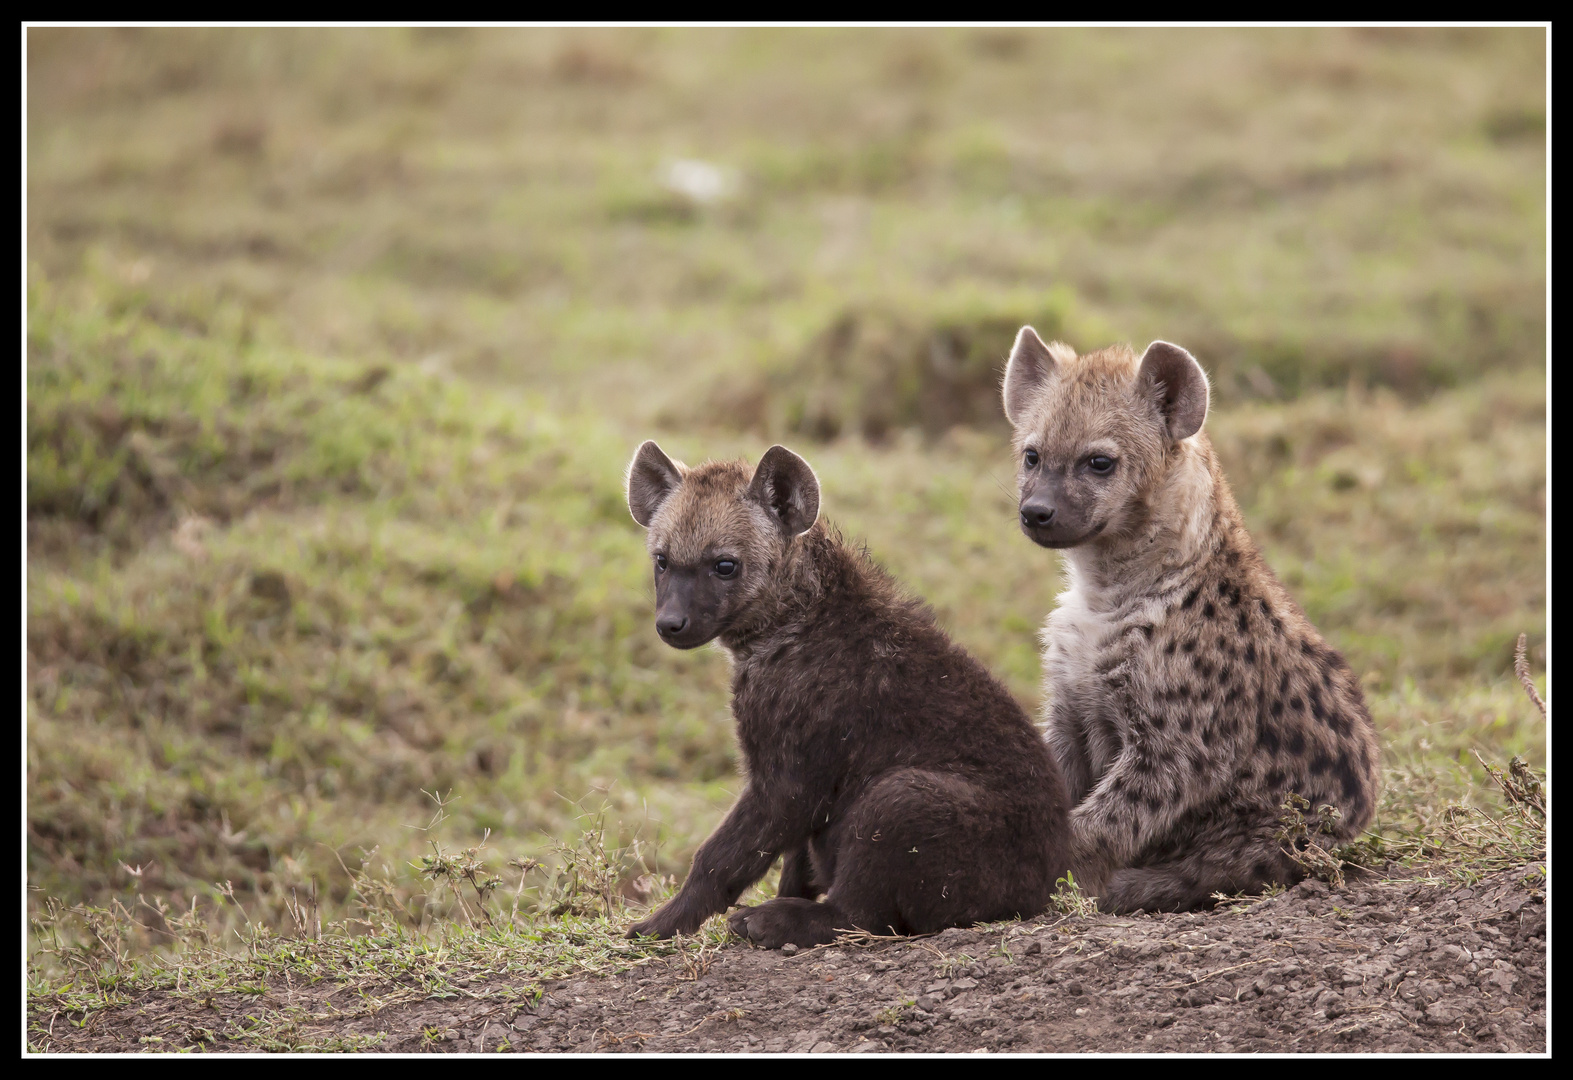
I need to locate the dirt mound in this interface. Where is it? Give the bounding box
[33,863,1545,1054]
[710,297,1078,442]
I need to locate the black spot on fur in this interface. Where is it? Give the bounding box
[1310,751,1333,776]
[1235,766,1254,782]
[1309,688,1326,721]
[1237,611,1249,635]
[1279,672,1292,695]
[1202,601,1215,619]
[1180,716,1193,733]
[1182,639,1196,653]
[1258,597,1272,616]
[1270,700,1284,719]
[1181,586,1201,610]
[1257,724,1281,754]
[1193,658,1211,680]
[1267,768,1286,789]
[1145,797,1162,813]
[1165,641,1177,656]
[1286,730,1306,756]
[1334,753,1362,801]
[1290,696,1304,713]
[1244,642,1257,664]
[1137,624,1154,638]
[1151,713,1167,731]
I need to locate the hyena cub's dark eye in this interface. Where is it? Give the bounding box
[1088,456,1115,475]
[714,559,738,578]
[1024,449,1040,468]
[655,554,668,571]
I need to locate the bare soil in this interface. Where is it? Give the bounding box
[34,864,1546,1054]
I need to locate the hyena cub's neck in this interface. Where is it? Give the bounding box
[1063,436,1234,612]
[716,526,845,661]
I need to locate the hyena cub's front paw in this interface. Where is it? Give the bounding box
[727,898,842,950]
[626,900,708,940]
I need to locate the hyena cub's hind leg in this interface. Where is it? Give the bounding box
[775,845,822,900]
[1100,813,1307,914]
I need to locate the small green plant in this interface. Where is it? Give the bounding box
[408,792,510,929]
[540,807,631,920]
[934,952,975,978]
[875,1000,914,1026]
[1276,793,1349,887]
[1050,872,1098,918]
[29,896,138,989]
[1474,750,1546,820]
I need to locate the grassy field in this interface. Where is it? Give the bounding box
[27,28,1545,951]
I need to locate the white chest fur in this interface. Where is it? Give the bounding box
[1042,580,1132,782]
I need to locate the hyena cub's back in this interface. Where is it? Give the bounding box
[1003,328,1380,913]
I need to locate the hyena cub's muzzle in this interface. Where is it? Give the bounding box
[1017,475,1104,549]
[653,565,729,649]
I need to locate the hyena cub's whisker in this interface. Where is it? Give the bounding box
[1001,327,1380,914]
[624,440,1072,948]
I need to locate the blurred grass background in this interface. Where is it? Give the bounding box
[26,27,1545,936]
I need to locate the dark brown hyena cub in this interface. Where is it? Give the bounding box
[1001,328,1381,914]
[624,441,1071,949]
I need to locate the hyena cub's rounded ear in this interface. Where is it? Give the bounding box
[626,440,685,528]
[1001,326,1073,426]
[748,445,820,537]
[1137,341,1210,442]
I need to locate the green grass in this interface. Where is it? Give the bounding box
[28,27,1544,965]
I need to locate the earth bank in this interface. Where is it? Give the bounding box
[32,863,1546,1054]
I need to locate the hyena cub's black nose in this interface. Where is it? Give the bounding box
[656,614,689,638]
[1020,502,1056,529]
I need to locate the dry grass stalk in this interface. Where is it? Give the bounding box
[1514,633,1546,718]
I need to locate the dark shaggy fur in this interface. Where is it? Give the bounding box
[625,441,1072,949]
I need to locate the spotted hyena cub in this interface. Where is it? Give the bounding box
[624,441,1071,948]
[1001,328,1380,913]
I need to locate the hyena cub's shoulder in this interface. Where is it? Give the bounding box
[1002,328,1380,913]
